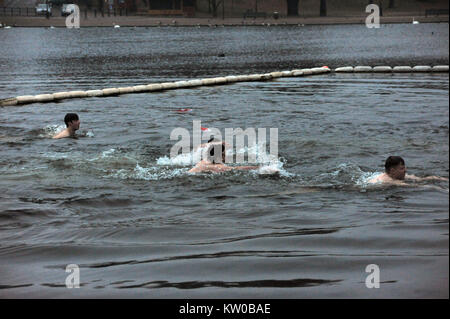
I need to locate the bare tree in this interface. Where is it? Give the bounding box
[209,0,223,17]
[320,0,326,16]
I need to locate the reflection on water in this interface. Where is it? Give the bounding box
[0,24,448,298]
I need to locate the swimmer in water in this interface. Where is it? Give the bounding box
[189,142,259,173]
[53,113,80,139]
[368,156,448,185]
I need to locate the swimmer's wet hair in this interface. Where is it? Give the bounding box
[208,143,226,164]
[385,156,405,172]
[207,137,220,143]
[209,143,225,156]
[64,113,79,127]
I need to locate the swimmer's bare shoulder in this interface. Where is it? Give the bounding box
[368,173,388,184]
[52,128,70,139]
[368,173,408,186]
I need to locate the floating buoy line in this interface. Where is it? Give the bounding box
[0,65,448,107]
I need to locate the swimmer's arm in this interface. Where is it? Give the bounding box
[390,180,411,187]
[188,167,200,173]
[406,174,449,182]
[233,166,259,171]
[188,162,204,173]
[188,164,232,173]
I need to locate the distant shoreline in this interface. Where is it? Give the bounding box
[1,14,448,27]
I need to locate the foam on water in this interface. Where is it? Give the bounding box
[110,164,188,181]
[39,125,66,138]
[317,163,381,188]
[356,172,382,187]
[156,147,204,166]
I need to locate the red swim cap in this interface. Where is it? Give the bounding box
[175,108,192,113]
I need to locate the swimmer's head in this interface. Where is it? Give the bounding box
[385,156,406,180]
[207,137,221,143]
[64,113,80,131]
[208,143,226,164]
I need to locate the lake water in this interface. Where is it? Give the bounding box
[0,23,448,298]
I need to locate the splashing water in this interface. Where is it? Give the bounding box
[156,142,292,177]
[39,125,66,138]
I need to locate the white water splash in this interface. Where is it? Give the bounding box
[110,163,188,181]
[39,124,66,138]
[156,142,291,177]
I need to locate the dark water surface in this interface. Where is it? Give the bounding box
[0,24,448,298]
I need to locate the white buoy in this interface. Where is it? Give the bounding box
[160,82,177,90]
[132,85,148,92]
[260,73,273,80]
[269,72,283,78]
[225,76,239,83]
[354,66,373,73]
[174,81,192,88]
[201,78,217,86]
[248,74,262,81]
[0,98,18,106]
[311,67,329,74]
[335,66,354,73]
[300,69,313,75]
[16,95,36,104]
[118,87,135,94]
[102,88,120,96]
[213,77,228,85]
[186,79,203,87]
[373,66,393,73]
[235,75,251,82]
[281,71,293,77]
[432,65,449,72]
[86,90,103,97]
[292,70,304,76]
[393,66,412,73]
[52,92,71,100]
[69,91,87,98]
[412,65,432,72]
[146,83,163,91]
[35,94,55,102]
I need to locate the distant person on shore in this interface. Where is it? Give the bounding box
[368,156,448,185]
[189,143,258,173]
[53,113,81,139]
